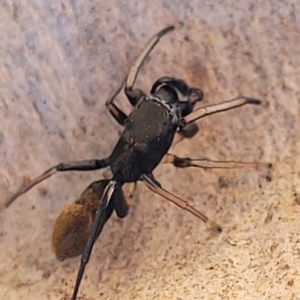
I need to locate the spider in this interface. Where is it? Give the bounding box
[2,23,270,300]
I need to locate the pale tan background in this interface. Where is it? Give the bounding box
[0,1,300,300]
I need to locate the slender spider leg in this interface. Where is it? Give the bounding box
[184,96,261,125]
[125,24,181,105]
[142,174,222,232]
[71,180,117,300]
[3,158,110,210]
[126,24,180,92]
[105,24,180,124]
[162,153,272,169]
[105,76,128,126]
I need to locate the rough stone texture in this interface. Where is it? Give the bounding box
[0,1,299,299]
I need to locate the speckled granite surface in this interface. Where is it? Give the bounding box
[0,1,299,299]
